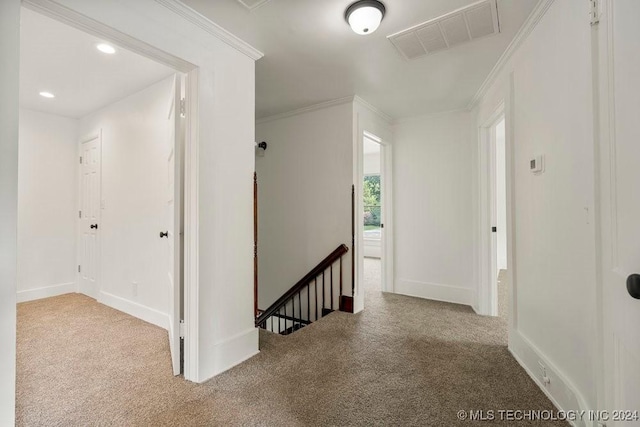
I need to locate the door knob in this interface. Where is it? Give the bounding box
[90,224,98,230]
[627,274,640,300]
[159,231,169,238]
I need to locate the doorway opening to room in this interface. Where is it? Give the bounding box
[479,105,511,321]
[362,133,384,295]
[491,116,508,319]
[16,5,192,393]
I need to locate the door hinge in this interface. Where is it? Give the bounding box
[79,210,82,219]
[179,98,186,117]
[79,156,83,164]
[179,320,185,338]
[590,0,600,26]
[78,265,81,273]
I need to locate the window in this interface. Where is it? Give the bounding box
[363,174,381,240]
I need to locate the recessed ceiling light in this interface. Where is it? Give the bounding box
[345,0,386,36]
[96,43,116,54]
[39,91,55,98]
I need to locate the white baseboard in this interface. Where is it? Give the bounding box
[394,278,473,306]
[198,327,259,383]
[509,330,592,427]
[17,282,76,303]
[97,291,169,331]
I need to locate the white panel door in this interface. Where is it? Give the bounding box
[79,135,101,298]
[164,76,183,376]
[600,1,640,423]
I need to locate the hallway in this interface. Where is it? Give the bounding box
[17,277,563,426]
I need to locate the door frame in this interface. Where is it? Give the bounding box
[166,73,184,376]
[355,129,394,298]
[77,131,102,299]
[593,0,627,413]
[361,133,383,280]
[476,80,517,335]
[479,105,504,317]
[27,0,201,381]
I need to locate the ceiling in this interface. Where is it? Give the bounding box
[19,8,175,119]
[183,0,538,120]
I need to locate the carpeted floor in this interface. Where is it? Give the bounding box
[17,260,565,426]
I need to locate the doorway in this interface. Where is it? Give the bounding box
[492,116,508,319]
[17,6,187,378]
[479,103,512,319]
[358,130,393,299]
[362,135,383,293]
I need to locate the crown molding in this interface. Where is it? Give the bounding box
[353,96,393,125]
[236,0,271,11]
[467,0,555,110]
[256,95,394,126]
[154,0,264,61]
[256,96,356,124]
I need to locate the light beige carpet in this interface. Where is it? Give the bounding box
[17,261,565,426]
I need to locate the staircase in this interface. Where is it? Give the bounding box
[255,244,350,335]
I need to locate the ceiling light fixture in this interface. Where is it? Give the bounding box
[345,0,386,36]
[39,91,55,98]
[96,43,116,54]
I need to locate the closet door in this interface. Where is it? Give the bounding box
[78,134,101,298]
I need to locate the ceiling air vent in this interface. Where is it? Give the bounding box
[388,0,500,61]
[236,0,271,11]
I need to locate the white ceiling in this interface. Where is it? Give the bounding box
[19,8,175,119]
[183,0,538,120]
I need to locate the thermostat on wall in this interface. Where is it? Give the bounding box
[530,155,544,174]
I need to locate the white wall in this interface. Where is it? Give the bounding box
[199,51,257,381]
[79,77,173,326]
[0,1,19,423]
[495,118,507,271]
[473,0,597,414]
[255,102,353,309]
[393,111,475,306]
[18,109,79,302]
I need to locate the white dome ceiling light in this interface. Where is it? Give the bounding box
[39,91,55,98]
[345,0,386,36]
